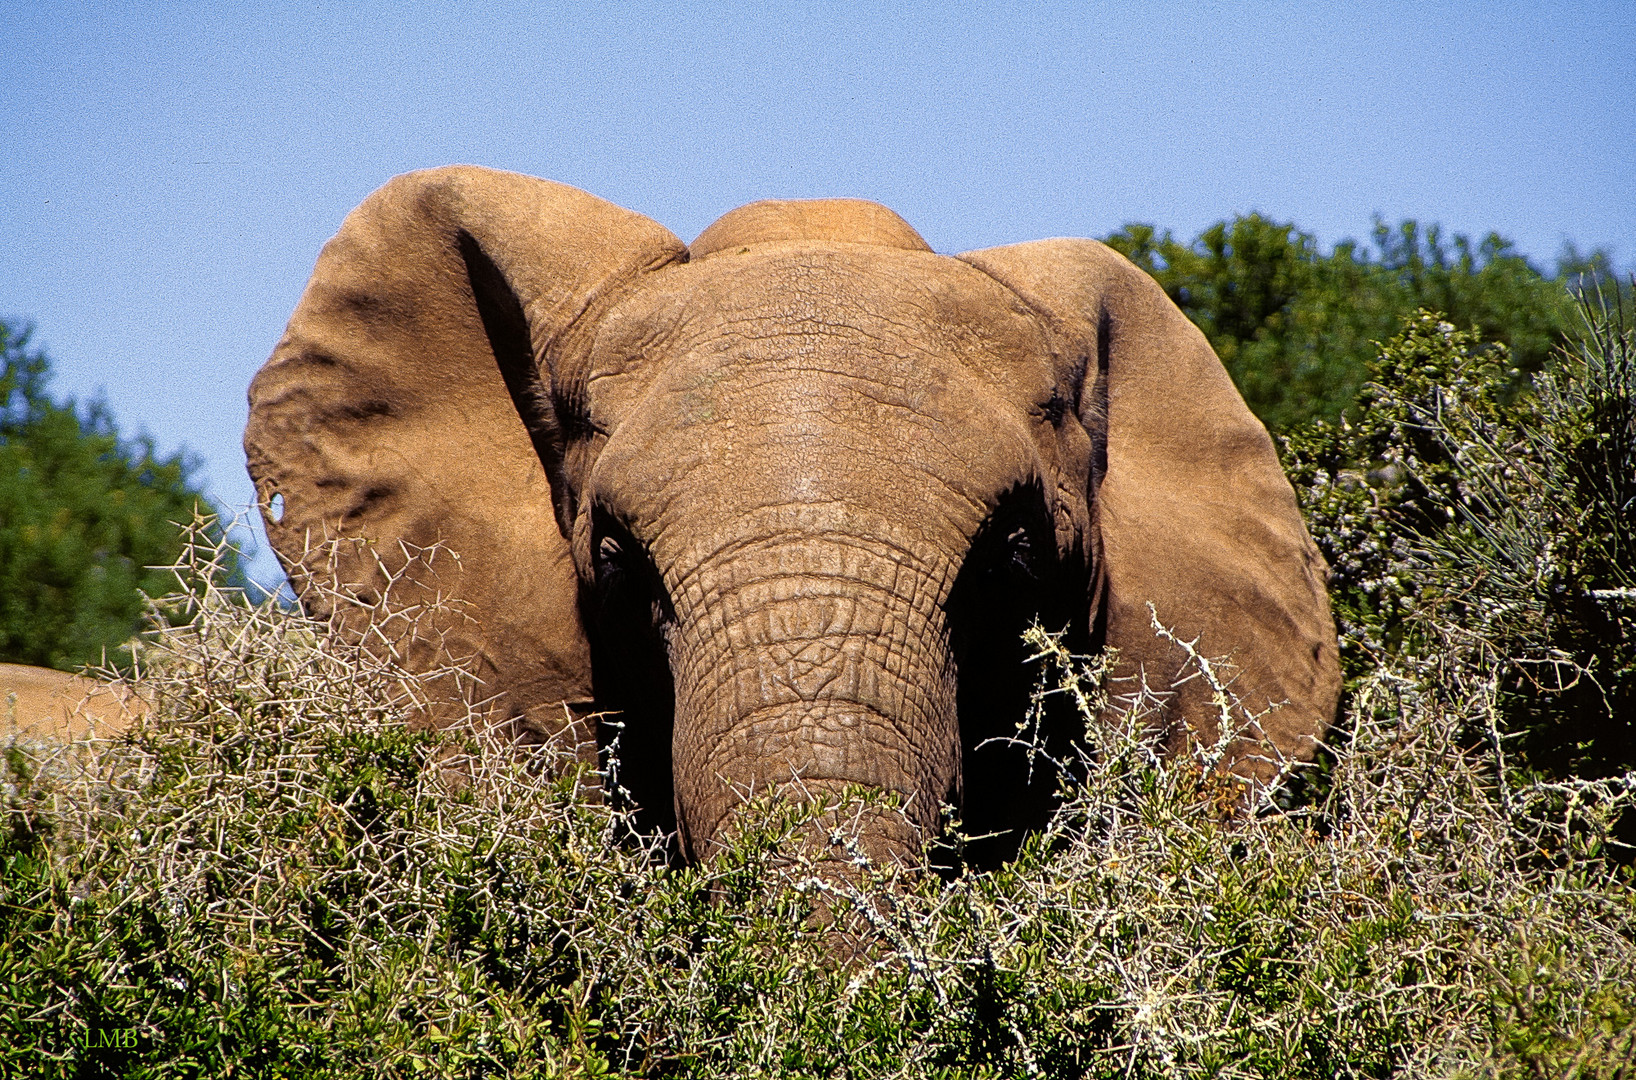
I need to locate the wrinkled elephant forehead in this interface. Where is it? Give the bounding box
[581,245,1056,569]
[590,243,1055,396]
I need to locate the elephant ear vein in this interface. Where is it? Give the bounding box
[327,285,423,326]
[337,399,395,421]
[341,484,398,524]
[285,346,343,369]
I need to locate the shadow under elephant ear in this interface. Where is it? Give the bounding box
[941,480,1092,873]
[582,510,681,861]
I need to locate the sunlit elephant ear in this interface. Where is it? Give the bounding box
[245,166,685,749]
[958,238,1340,779]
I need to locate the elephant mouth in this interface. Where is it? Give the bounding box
[584,481,1088,870]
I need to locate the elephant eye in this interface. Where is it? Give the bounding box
[1039,391,1069,428]
[1006,525,1034,575]
[593,516,637,578]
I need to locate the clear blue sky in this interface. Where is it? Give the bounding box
[5,1,1633,588]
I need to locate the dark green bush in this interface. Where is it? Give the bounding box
[1282,289,1636,805]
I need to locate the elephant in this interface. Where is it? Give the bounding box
[245,166,1340,868]
[2,662,145,743]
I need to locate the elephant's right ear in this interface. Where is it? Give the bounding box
[958,238,1340,779]
[245,166,685,744]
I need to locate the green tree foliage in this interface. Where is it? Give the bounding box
[0,320,238,672]
[1105,215,1585,431]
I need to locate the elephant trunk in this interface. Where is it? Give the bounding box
[665,527,961,864]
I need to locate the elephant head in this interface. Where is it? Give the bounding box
[246,166,1339,866]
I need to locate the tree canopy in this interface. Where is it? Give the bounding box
[0,320,238,672]
[1104,215,1608,431]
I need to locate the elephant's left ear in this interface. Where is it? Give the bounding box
[958,238,1340,777]
[246,166,685,744]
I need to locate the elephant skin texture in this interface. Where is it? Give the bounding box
[245,167,1341,867]
[2,663,144,743]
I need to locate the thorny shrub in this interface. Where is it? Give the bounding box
[5,511,1635,1078]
